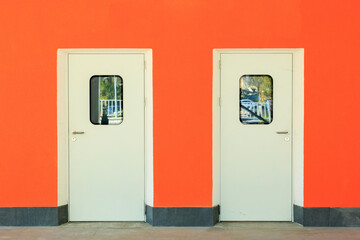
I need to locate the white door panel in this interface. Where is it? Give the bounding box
[220,53,292,221]
[69,54,144,221]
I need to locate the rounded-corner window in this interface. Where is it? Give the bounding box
[90,75,123,125]
[240,75,273,125]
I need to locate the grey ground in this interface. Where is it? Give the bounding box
[1,222,360,240]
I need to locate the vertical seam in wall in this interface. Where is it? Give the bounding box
[218,52,222,219]
[143,53,146,220]
[302,49,305,208]
[291,52,294,221]
[67,53,70,219]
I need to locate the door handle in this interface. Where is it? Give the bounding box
[276,131,288,134]
[72,131,85,134]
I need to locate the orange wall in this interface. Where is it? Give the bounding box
[0,0,359,207]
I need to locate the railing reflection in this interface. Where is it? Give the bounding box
[240,99,272,124]
[100,99,123,117]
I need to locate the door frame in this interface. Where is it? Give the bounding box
[57,49,153,219]
[213,49,304,221]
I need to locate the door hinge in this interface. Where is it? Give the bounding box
[144,60,146,71]
[219,60,221,69]
[219,97,221,106]
[144,97,146,107]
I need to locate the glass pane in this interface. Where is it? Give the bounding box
[240,75,273,124]
[90,75,123,125]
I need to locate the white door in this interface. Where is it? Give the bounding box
[69,53,145,221]
[220,53,292,221]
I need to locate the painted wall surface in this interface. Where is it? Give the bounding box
[0,0,359,207]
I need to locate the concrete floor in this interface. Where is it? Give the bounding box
[1,222,360,240]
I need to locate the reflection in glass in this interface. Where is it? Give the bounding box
[240,75,273,124]
[90,75,123,125]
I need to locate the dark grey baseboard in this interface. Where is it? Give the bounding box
[294,204,360,227]
[0,205,68,226]
[146,205,219,226]
[5,204,358,227]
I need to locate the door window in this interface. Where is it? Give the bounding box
[90,75,123,125]
[240,75,273,124]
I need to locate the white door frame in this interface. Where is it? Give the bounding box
[57,49,153,218]
[213,49,304,221]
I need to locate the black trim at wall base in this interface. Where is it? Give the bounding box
[0,205,68,226]
[294,205,360,227]
[146,205,219,226]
